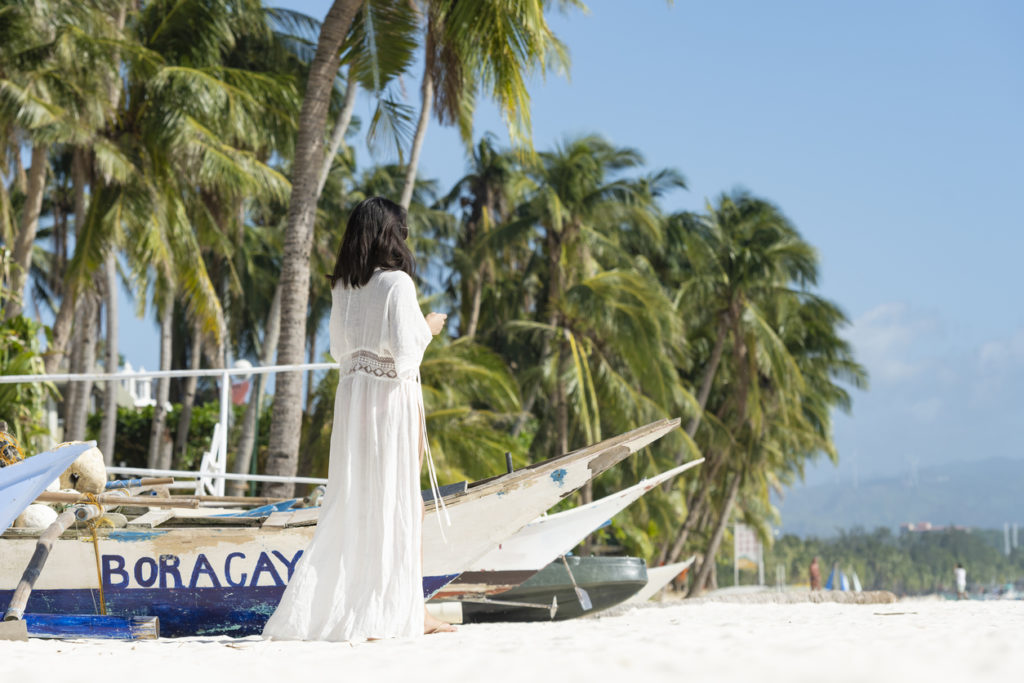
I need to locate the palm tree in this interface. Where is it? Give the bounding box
[513,136,686,487]
[12,0,299,463]
[264,0,365,498]
[687,304,865,593]
[656,191,821,565]
[0,0,123,323]
[398,0,576,209]
[439,134,526,339]
[419,337,522,482]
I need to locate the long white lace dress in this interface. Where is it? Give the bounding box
[262,269,433,642]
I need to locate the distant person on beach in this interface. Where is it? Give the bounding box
[263,197,453,641]
[955,563,967,600]
[809,556,822,590]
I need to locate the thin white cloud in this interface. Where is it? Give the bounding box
[979,328,1024,371]
[845,302,942,383]
[908,397,943,422]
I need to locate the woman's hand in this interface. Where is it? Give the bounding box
[425,312,447,336]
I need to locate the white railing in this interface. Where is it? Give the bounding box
[0,362,337,494]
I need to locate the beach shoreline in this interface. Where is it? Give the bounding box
[5,598,1022,683]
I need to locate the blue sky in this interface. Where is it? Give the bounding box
[120,0,1023,487]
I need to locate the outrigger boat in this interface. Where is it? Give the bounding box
[432,458,702,601]
[1,419,679,637]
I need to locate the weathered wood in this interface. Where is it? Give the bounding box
[124,509,175,528]
[23,614,159,640]
[194,495,289,505]
[34,492,199,508]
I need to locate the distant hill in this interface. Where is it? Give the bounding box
[776,457,1024,537]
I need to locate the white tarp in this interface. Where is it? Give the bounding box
[0,441,93,533]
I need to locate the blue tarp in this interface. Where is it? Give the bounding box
[0,441,93,533]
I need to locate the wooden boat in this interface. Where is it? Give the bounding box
[1,419,678,637]
[256,418,678,592]
[433,458,702,600]
[459,556,649,623]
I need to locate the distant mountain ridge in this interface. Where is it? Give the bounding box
[776,457,1024,537]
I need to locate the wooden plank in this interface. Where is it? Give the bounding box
[35,492,200,508]
[262,508,319,528]
[125,509,175,528]
[146,506,239,518]
[193,495,291,505]
[128,507,265,527]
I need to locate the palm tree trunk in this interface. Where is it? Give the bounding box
[264,0,362,499]
[661,486,708,565]
[687,470,741,597]
[64,292,98,441]
[98,253,118,465]
[0,161,13,248]
[464,263,486,339]
[316,69,358,199]
[12,141,27,192]
[4,144,47,321]
[229,284,281,497]
[147,293,173,469]
[172,319,203,469]
[45,148,88,374]
[661,452,728,564]
[513,230,563,437]
[0,194,12,296]
[305,332,317,409]
[399,69,433,210]
[684,316,729,440]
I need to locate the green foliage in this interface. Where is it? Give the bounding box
[0,315,57,451]
[85,402,259,471]
[764,528,1024,596]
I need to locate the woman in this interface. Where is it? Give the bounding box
[262,197,454,641]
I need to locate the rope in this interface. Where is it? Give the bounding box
[419,382,450,543]
[82,492,108,616]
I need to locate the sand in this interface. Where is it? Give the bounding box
[5,598,1023,683]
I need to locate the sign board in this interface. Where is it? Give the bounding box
[734,523,765,586]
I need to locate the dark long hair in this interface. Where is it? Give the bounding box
[328,196,416,288]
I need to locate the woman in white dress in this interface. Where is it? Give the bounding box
[262,197,453,641]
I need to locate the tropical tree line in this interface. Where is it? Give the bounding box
[761,527,1024,596]
[0,0,864,594]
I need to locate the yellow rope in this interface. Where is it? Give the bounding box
[81,492,108,616]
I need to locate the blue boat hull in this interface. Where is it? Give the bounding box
[1,574,459,638]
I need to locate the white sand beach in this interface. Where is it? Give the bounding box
[5,597,1023,683]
